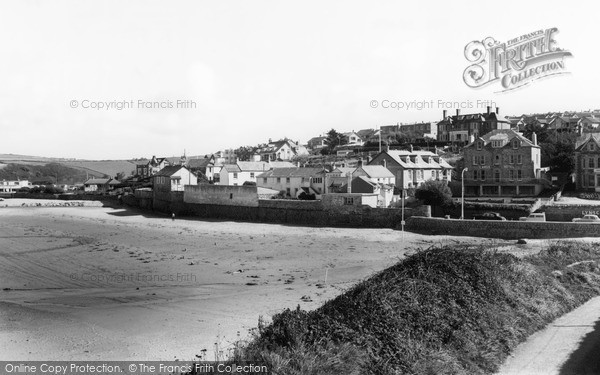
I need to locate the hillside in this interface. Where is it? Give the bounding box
[0,163,89,185]
[235,242,600,374]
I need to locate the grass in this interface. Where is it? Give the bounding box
[226,241,600,374]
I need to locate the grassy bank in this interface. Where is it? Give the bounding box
[230,242,600,374]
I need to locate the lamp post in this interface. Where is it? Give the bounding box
[461,167,468,220]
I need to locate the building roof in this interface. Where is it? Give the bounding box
[329,167,355,176]
[237,161,271,171]
[187,158,213,169]
[374,150,453,169]
[356,165,395,178]
[269,161,296,168]
[154,165,189,177]
[576,133,600,150]
[464,129,538,149]
[84,178,111,185]
[257,167,325,178]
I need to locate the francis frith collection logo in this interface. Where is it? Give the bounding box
[463,27,572,92]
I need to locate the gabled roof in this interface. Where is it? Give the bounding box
[356,129,376,139]
[187,158,214,169]
[154,165,189,177]
[356,165,394,178]
[372,150,453,169]
[576,133,600,150]
[222,164,241,173]
[257,167,325,178]
[464,129,537,149]
[330,167,355,176]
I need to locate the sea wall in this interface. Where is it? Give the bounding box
[405,216,600,239]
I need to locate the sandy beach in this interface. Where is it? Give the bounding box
[0,201,536,361]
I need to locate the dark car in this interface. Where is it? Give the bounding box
[473,212,507,221]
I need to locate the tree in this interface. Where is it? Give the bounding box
[324,129,348,154]
[539,132,577,174]
[415,180,453,207]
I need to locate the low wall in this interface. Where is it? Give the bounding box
[258,199,324,210]
[406,217,600,239]
[184,185,258,207]
[6,193,119,204]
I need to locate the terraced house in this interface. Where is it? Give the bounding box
[368,148,453,191]
[463,129,548,196]
[437,107,511,146]
[574,133,600,191]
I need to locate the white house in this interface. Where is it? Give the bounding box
[219,161,271,186]
[257,167,326,198]
[0,179,32,193]
[153,165,197,192]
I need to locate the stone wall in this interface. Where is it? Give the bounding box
[184,185,259,207]
[406,216,600,239]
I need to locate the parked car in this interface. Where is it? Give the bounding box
[572,215,600,223]
[519,213,546,222]
[473,212,507,221]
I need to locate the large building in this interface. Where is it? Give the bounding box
[574,133,600,191]
[462,129,548,196]
[0,179,31,193]
[368,148,453,190]
[437,107,512,145]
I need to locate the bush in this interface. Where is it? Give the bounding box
[415,180,452,207]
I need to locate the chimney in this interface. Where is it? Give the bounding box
[383,159,387,168]
[443,109,447,119]
[456,109,461,116]
[409,144,414,153]
[357,158,363,168]
[469,134,475,144]
[347,173,352,194]
[496,107,500,115]
[487,106,491,114]
[532,132,537,146]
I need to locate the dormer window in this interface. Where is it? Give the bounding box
[512,139,519,149]
[476,141,483,150]
[589,143,596,151]
[492,140,504,148]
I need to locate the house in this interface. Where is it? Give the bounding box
[152,165,197,192]
[339,176,395,208]
[352,163,396,186]
[187,156,215,182]
[399,122,437,141]
[343,131,364,146]
[254,139,306,161]
[326,167,355,193]
[0,179,31,193]
[356,128,380,144]
[368,148,453,190]
[307,136,327,150]
[83,178,120,193]
[579,117,600,132]
[437,107,512,145]
[463,129,548,196]
[548,116,582,134]
[574,133,600,191]
[257,167,326,198]
[136,156,170,178]
[219,161,270,186]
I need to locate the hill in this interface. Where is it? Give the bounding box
[0,163,89,185]
[235,242,600,374]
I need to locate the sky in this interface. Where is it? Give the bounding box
[0,0,598,160]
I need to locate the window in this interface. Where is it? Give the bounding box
[509,170,514,181]
[481,170,486,181]
[494,155,500,165]
[512,139,519,149]
[517,155,523,164]
[589,174,595,186]
[492,140,503,148]
[473,156,477,165]
[517,170,522,180]
[286,188,291,196]
[313,177,323,184]
[263,178,267,184]
[343,197,354,205]
[509,155,515,164]
[590,143,596,151]
[472,170,478,180]
[250,172,255,178]
[590,158,595,169]
[276,177,281,183]
[480,155,485,165]
[233,172,238,179]
[494,169,500,183]
[286,177,290,183]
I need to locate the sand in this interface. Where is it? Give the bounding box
[0,201,540,361]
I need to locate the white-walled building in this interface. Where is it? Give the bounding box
[257,167,326,198]
[0,179,31,193]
